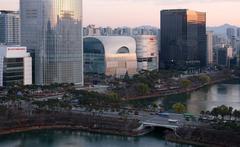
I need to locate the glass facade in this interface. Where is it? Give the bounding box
[0,11,20,45]
[20,0,83,85]
[83,38,105,74]
[83,37,137,78]
[160,9,206,70]
[3,58,24,86]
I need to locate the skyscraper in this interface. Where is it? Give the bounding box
[0,10,20,45]
[20,0,83,85]
[207,31,213,65]
[160,9,207,70]
[226,28,235,39]
[237,28,240,38]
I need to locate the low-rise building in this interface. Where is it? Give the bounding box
[83,36,137,78]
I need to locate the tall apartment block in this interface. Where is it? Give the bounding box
[0,10,20,45]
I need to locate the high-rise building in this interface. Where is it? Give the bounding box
[160,9,207,71]
[207,31,213,65]
[84,25,101,36]
[20,0,83,85]
[226,28,235,39]
[134,35,159,71]
[237,28,240,38]
[101,27,113,36]
[0,10,20,45]
[217,46,233,67]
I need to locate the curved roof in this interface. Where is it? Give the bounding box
[84,36,136,54]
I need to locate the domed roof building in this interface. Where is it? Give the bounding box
[83,36,137,78]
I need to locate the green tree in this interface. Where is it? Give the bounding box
[199,75,211,83]
[180,79,192,88]
[172,103,186,113]
[107,92,121,103]
[233,110,240,121]
[218,105,229,120]
[211,108,219,118]
[136,83,150,95]
[228,106,234,120]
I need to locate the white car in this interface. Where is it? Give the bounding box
[168,119,178,123]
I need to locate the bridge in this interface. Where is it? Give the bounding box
[138,113,198,131]
[141,122,179,130]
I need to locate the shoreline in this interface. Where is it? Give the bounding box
[124,77,230,101]
[165,136,218,147]
[0,125,145,137]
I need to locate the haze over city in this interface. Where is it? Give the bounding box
[0,0,240,27]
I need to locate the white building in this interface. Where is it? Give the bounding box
[83,36,137,78]
[134,35,159,71]
[0,45,32,86]
[207,31,213,65]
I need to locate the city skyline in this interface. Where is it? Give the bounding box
[0,0,240,27]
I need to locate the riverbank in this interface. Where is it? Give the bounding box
[0,110,150,137]
[125,73,231,101]
[165,126,240,147]
[0,125,150,137]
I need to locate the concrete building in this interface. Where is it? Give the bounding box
[226,28,235,39]
[112,27,132,36]
[0,45,32,87]
[83,36,137,78]
[0,10,20,45]
[20,0,83,85]
[160,9,207,71]
[132,26,159,36]
[134,35,159,71]
[207,31,214,65]
[101,27,113,36]
[84,25,101,36]
[237,28,240,38]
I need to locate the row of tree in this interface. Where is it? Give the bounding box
[201,105,240,121]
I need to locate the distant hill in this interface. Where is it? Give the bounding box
[207,24,239,35]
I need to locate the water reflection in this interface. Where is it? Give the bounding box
[188,83,240,114]
[134,79,240,114]
[0,130,191,147]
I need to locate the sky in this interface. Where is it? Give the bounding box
[0,0,240,27]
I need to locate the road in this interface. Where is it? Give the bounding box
[71,108,200,129]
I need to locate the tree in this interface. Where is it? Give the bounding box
[107,92,121,103]
[218,105,229,120]
[228,106,234,120]
[136,83,150,95]
[152,103,158,111]
[211,108,219,118]
[199,75,211,83]
[233,110,240,121]
[180,79,192,88]
[200,110,205,116]
[172,103,186,113]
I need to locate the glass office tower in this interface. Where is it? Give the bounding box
[20,0,83,85]
[160,9,206,71]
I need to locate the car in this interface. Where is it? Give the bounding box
[168,119,178,124]
[158,112,170,118]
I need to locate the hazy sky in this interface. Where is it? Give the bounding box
[0,0,240,27]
